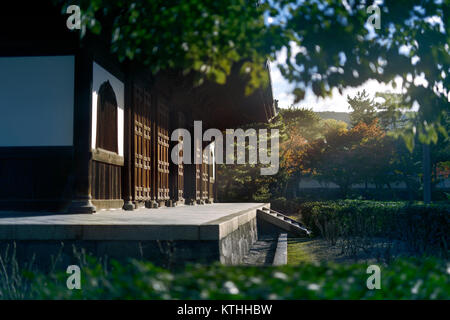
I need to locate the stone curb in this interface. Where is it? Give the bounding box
[272,233,287,266]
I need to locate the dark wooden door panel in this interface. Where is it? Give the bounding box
[91,160,121,200]
[169,112,185,203]
[195,140,202,201]
[201,147,209,200]
[133,85,152,201]
[157,101,170,201]
[208,146,215,201]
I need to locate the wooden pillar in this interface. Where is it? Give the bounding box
[154,98,170,206]
[68,50,96,213]
[122,73,134,210]
[201,143,209,202]
[207,143,215,203]
[149,93,159,208]
[183,120,202,205]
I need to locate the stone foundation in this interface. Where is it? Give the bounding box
[0,203,266,270]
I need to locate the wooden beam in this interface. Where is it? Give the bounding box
[91,148,124,166]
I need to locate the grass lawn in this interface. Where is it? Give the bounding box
[287,238,341,264]
[287,236,425,265]
[287,238,316,264]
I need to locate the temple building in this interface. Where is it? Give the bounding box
[0,3,312,268]
[0,2,276,213]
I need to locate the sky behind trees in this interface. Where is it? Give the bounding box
[271,61,400,111]
[270,45,415,111]
[267,2,444,112]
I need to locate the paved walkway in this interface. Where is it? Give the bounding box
[0,203,263,225]
[0,203,267,241]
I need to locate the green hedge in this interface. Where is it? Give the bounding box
[298,200,449,256]
[270,197,303,215]
[1,257,445,300]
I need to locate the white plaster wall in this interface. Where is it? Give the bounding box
[0,56,74,146]
[91,62,124,156]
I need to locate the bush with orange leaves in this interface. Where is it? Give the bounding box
[297,119,397,197]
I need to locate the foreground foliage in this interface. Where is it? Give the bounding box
[1,256,448,300]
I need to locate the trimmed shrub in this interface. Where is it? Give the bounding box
[270,197,303,215]
[298,200,449,257]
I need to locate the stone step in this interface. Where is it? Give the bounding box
[257,208,311,237]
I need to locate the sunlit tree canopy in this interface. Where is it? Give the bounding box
[63,0,449,147]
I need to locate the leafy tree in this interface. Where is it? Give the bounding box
[431,111,450,189]
[279,107,322,173]
[375,92,409,130]
[60,0,449,146]
[300,120,394,196]
[279,107,323,197]
[217,107,325,201]
[321,118,348,134]
[216,120,284,202]
[390,138,423,200]
[351,121,397,190]
[347,90,378,127]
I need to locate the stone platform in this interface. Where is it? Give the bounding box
[0,203,268,268]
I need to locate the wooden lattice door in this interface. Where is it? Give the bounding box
[208,145,215,202]
[195,139,202,201]
[133,85,152,202]
[170,112,185,204]
[157,100,170,202]
[201,147,209,200]
[176,142,184,201]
